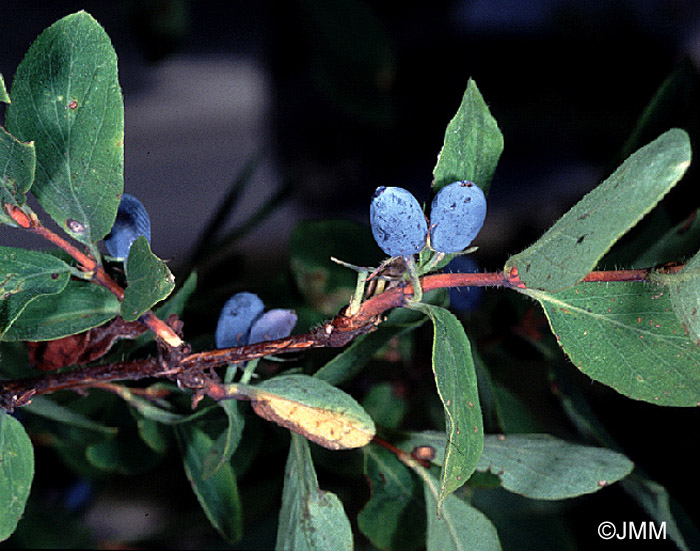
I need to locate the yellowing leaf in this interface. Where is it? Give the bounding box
[250,374,375,450]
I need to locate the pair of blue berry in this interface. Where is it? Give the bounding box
[215,292,298,348]
[369,181,487,257]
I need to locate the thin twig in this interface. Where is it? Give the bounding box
[0,264,678,410]
[5,204,184,349]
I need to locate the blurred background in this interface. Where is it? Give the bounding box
[2,0,699,273]
[2,1,700,549]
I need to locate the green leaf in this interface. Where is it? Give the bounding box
[23,396,117,436]
[505,129,692,291]
[477,434,633,499]
[201,400,244,480]
[121,236,175,322]
[93,384,185,425]
[136,417,171,454]
[177,423,243,544]
[250,374,375,450]
[0,247,71,338]
[432,78,504,195]
[290,220,382,315]
[0,73,9,104]
[413,303,483,509]
[662,252,700,344]
[523,281,700,406]
[1,279,119,341]
[0,128,35,226]
[0,412,34,542]
[424,474,501,551]
[5,11,124,245]
[357,445,424,551]
[276,433,353,551]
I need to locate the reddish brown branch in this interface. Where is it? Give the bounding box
[0,264,677,410]
[5,204,184,348]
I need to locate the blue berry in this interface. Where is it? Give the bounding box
[104,193,152,259]
[370,186,428,256]
[429,181,486,253]
[215,292,265,348]
[248,309,298,344]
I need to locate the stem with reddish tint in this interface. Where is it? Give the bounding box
[0,264,676,410]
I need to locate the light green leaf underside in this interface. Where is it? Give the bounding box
[424,473,501,551]
[476,433,633,500]
[401,431,633,500]
[276,433,353,551]
[505,129,691,291]
[664,254,700,345]
[522,281,700,406]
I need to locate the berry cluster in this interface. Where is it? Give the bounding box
[215,292,297,349]
[369,181,486,256]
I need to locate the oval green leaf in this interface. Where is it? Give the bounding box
[432,78,503,195]
[0,247,71,339]
[477,434,633,500]
[177,423,242,544]
[251,374,375,450]
[523,281,700,406]
[5,11,124,244]
[276,433,353,551]
[1,279,119,341]
[413,303,483,510]
[424,476,501,551]
[122,236,175,322]
[505,129,691,291]
[0,412,34,542]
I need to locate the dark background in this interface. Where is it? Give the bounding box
[2,1,700,549]
[3,1,698,271]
